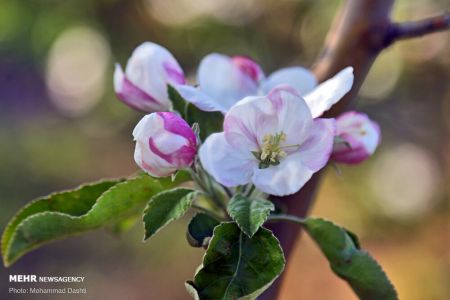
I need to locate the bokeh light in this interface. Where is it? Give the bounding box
[145,0,263,26]
[46,26,111,117]
[369,143,441,219]
[360,48,403,101]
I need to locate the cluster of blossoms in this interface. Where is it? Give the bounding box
[115,42,381,196]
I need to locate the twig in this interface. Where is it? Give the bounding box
[384,12,450,47]
[261,1,450,299]
[267,214,306,224]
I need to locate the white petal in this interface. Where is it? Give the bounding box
[304,67,354,118]
[224,96,277,149]
[132,114,154,140]
[266,86,313,146]
[115,64,168,112]
[114,63,125,92]
[362,120,381,154]
[252,153,314,196]
[134,140,177,177]
[199,133,255,187]
[260,67,317,96]
[176,85,227,112]
[125,42,185,109]
[152,128,188,154]
[298,118,335,171]
[198,53,260,111]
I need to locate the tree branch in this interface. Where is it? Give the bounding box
[261,1,450,299]
[384,12,450,48]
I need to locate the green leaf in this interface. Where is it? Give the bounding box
[108,215,140,236]
[188,222,285,300]
[186,104,223,140]
[303,218,398,300]
[227,194,274,237]
[168,84,187,114]
[143,188,196,240]
[167,84,223,139]
[186,213,220,248]
[2,172,190,267]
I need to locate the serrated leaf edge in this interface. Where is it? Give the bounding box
[227,196,275,238]
[3,175,155,267]
[193,222,286,300]
[304,217,398,300]
[1,179,120,255]
[142,188,196,241]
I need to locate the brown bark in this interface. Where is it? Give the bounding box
[260,1,449,299]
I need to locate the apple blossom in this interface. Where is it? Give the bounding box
[114,42,186,112]
[331,111,381,164]
[177,53,353,117]
[133,112,197,177]
[177,54,264,112]
[199,86,335,196]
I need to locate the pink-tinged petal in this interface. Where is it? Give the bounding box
[260,67,317,96]
[176,85,228,112]
[199,133,255,187]
[157,112,197,146]
[231,56,265,83]
[252,153,314,196]
[224,96,278,149]
[163,61,186,85]
[114,64,168,112]
[118,42,186,112]
[331,140,371,164]
[198,53,260,111]
[332,111,381,164]
[298,118,336,171]
[304,67,354,118]
[335,111,381,154]
[148,130,188,164]
[266,86,313,146]
[133,112,196,177]
[149,138,196,166]
[135,140,177,177]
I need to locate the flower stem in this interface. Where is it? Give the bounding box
[191,204,225,221]
[245,184,256,198]
[266,214,307,225]
[190,162,229,217]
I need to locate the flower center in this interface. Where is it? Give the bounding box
[252,132,290,169]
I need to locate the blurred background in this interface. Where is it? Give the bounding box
[0,0,449,299]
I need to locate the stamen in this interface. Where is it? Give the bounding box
[252,132,294,169]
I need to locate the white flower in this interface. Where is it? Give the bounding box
[199,86,336,196]
[177,53,353,117]
[331,111,381,164]
[114,42,186,112]
[133,112,197,177]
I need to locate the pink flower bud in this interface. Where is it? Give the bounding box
[114,42,186,112]
[331,111,381,164]
[133,112,197,177]
[231,55,265,83]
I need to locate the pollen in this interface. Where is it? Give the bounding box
[253,132,289,169]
